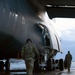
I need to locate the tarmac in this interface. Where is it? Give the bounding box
[34,69,75,75]
[59,69,75,75]
[0,68,75,75]
[0,62,75,75]
[0,70,61,75]
[60,62,75,75]
[34,69,61,75]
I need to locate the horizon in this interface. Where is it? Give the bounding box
[52,18,75,61]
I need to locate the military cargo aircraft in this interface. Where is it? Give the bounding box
[0,0,63,71]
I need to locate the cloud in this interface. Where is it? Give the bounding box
[52,18,75,41]
[52,18,75,61]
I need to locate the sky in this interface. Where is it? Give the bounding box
[52,18,75,61]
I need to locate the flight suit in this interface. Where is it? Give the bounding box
[21,41,39,75]
[65,53,72,72]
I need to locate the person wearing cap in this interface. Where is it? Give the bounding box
[21,38,39,75]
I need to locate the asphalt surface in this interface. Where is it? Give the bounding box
[0,62,75,75]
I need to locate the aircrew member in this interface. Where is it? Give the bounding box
[65,51,72,72]
[21,38,39,75]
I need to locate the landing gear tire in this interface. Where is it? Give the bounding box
[34,59,40,72]
[47,58,54,71]
[59,59,64,71]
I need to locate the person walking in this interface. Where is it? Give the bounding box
[21,38,39,75]
[65,51,72,72]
